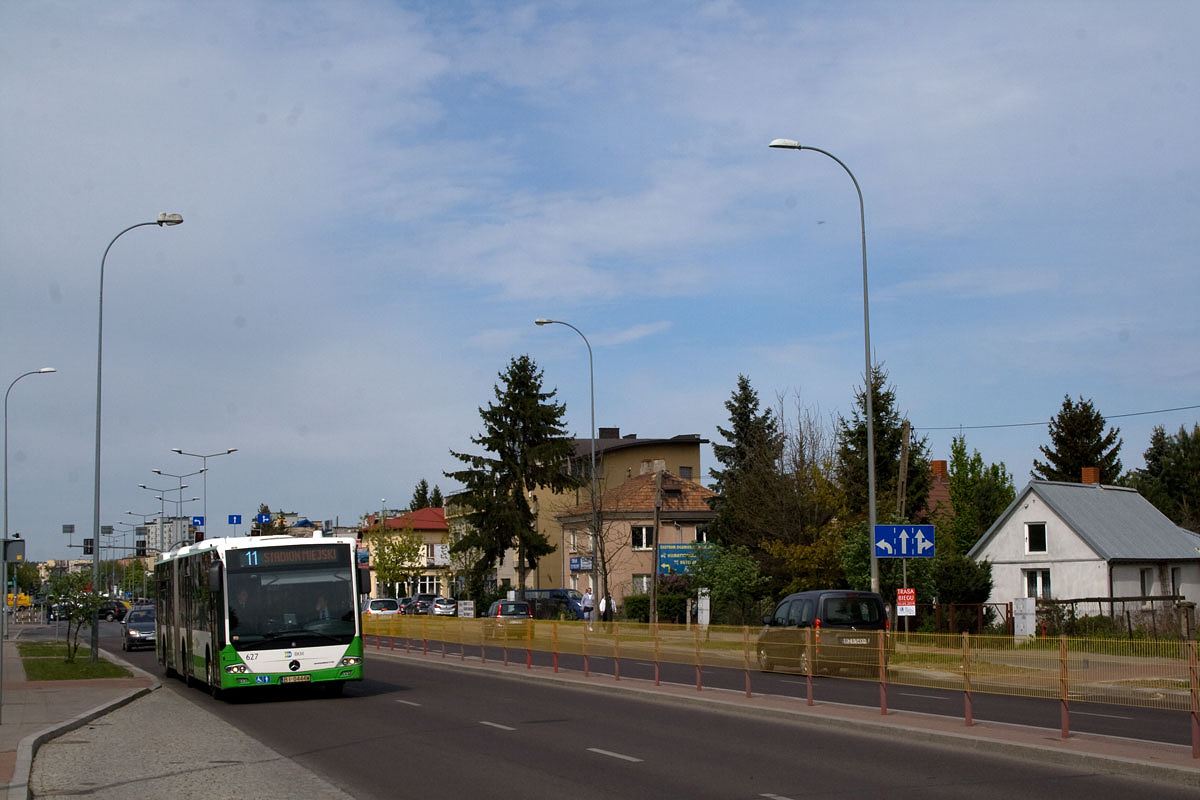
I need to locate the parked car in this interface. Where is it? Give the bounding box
[756,589,889,676]
[121,605,156,651]
[432,597,457,616]
[397,597,416,615]
[98,599,129,622]
[483,599,533,638]
[360,598,400,617]
[408,593,437,615]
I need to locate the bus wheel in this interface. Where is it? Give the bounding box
[182,645,194,687]
[206,654,223,700]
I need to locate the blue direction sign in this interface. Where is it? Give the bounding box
[228,515,242,525]
[874,525,935,558]
[256,513,272,524]
[192,516,205,527]
[658,542,713,575]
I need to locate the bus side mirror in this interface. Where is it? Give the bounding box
[207,563,222,593]
[357,567,371,595]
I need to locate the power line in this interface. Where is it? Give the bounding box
[914,404,1200,433]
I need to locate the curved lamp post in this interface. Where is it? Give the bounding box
[92,213,183,660]
[768,140,879,594]
[171,447,236,538]
[2,366,55,719]
[534,318,599,610]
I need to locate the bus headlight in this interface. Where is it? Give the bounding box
[224,664,250,674]
[338,656,362,667]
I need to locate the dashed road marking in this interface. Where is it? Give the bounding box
[587,747,643,762]
[480,721,516,731]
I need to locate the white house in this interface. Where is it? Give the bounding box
[968,477,1200,611]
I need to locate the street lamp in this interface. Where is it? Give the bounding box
[139,483,184,548]
[2,366,55,719]
[534,318,600,612]
[768,139,879,593]
[171,448,236,538]
[152,468,205,542]
[92,213,183,661]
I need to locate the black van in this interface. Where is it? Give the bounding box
[757,589,889,676]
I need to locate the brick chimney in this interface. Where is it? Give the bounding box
[931,460,948,480]
[1081,467,1100,485]
[640,458,666,475]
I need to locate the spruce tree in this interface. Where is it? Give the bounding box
[1031,395,1122,483]
[446,355,580,594]
[1124,423,1200,530]
[410,479,431,510]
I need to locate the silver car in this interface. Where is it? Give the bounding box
[432,597,457,616]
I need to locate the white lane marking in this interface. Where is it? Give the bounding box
[1074,711,1133,720]
[761,794,798,800]
[899,692,950,700]
[480,721,516,731]
[395,700,421,706]
[587,747,643,763]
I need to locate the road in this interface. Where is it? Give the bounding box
[105,624,1196,799]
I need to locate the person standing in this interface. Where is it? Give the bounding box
[581,587,594,627]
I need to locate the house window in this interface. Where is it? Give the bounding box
[1171,567,1182,597]
[679,466,693,480]
[1140,568,1154,597]
[418,575,438,594]
[632,525,654,550]
[695,524,710,543]
[1025,522,1047,554]
[568,530,578,553]
[632,574,652,594]
[1024,569,1051,599]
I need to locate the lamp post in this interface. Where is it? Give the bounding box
[768,140,879,594]
[92,213,183,661]
[139,483,183,548]
[153,468,205,543]
[2,366,55,718]
[534,318,600,611]
[170,448,236,540]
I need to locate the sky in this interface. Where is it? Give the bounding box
[2,1,1198,563]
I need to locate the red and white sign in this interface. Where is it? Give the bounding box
[896,588,916,617]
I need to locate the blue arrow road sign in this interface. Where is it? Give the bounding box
[874,525,935,558]
[228,515,242,525]
[256,513,271,524]
[192,516,205,527]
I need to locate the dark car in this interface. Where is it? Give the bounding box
[98,599,128,622]
[757,589,889,677]
[408,593,437,615]
[121,605,156,651]
[397,597,417,615]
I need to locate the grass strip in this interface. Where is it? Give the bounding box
[17,641,132,680]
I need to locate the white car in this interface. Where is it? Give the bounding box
[360,598,400,617]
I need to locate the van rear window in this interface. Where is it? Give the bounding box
[822,597,883,625]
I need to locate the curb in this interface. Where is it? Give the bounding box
[6,647,160,800]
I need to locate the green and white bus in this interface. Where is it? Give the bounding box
[155,533,365,696]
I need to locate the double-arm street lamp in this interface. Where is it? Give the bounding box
[151,468,204,544]
[768,140,879,594]
[139,482,183,548]
[92,213,183,660]
[534,318,600,610]
[171,448,236,538]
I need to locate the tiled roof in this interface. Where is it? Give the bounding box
[559,470,716,517]
[367,506,447,532]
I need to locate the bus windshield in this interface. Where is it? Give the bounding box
[227,562,356,651]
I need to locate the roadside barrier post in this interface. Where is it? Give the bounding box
[525,620,532,669]
[962,631,973,726]
[1059,634,1070,739]
[613,622,621,681]
[695,623,703,691]
[553,621,559,673]
[744,625,752,698]
[805,626,814,706]
[583,623,590,677]
[653,623,661,686]
[878,629,887,715]
[1188,640,1198,758]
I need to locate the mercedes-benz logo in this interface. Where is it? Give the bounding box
[289,660,300,672]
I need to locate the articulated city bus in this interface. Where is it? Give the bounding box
[155,534,365,696]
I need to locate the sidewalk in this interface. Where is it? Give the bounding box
[0,627,152,800]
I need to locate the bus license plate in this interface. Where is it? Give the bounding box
[840,637,869,645]
[280,674,311,683]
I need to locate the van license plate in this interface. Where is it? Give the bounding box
[280,674,311,683]
[840,637,869,645]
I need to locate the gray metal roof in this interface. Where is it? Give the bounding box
[969,480,1200,561]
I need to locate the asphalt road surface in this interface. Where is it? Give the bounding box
[108,627,1197,800]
